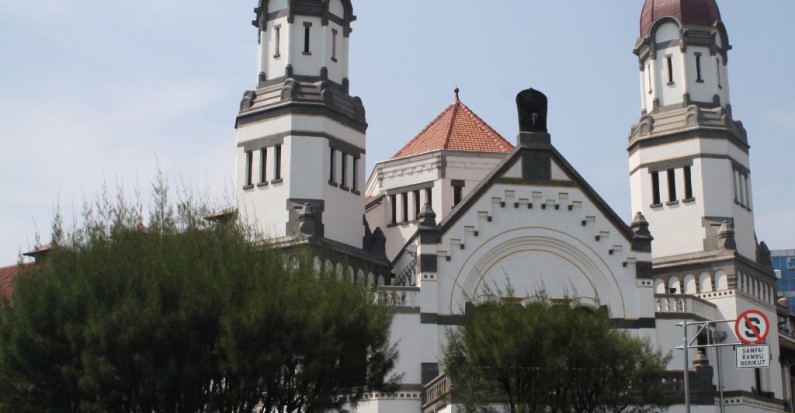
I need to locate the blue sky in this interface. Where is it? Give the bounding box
[1,1,793,266]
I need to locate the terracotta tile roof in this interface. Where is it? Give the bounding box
[0,263,31,301]
[391,90,513,160]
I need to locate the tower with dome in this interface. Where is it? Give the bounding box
[228,0,791,412]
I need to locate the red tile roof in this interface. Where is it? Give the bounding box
[640,0,721,38]
[391,90,513,160]
[0,263,31,301]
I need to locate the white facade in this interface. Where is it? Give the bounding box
[232,1,788,412]
[236,0,367,249]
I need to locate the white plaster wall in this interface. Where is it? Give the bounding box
[686,46,721,104]
[290,16,323,78]
[236,115,365,149]
[388,312,425,385]
[354,398,422,413]
[655,46,685,108]
[430,182,648,321]
[654,21,679,42]
[328,0,344,17]
[236,113,366,247]
[263,16,290,80]
[236,145,290,238]
[323,21,346,84]
[628,136,756,259]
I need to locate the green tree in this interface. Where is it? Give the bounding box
[444,296,670,413]
[0,180,397,413]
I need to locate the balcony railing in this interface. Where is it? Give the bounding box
[655,294,717,321]
[422,373,452,413]
[376,286,420,308]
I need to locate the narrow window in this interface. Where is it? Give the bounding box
[244,150,253,187]
[425,187,433,209]
[651,171,661,205]
[401,193,408,223]
[259,148,267,184]
[695,53,703,82]
[352,156,359,192]
[666,56,674,84]
[453,187,463,207]
[667,169,677,203]
[683,166,693,200]
[390,194,397,225]
[331,29,338,62]
[716,57,722,89]
[733,169,740,203]
[739,173,747,207]
[647,63,653,94]
[303,22,312,55]
[452,180,465,208]
[329,148,336,184]
[274,25,281,58]
[340,153,348,189]
[413,190,421,220]
[273,144,282,181]
[745,175,752,209]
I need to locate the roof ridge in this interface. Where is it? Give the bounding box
[444,100,462,149]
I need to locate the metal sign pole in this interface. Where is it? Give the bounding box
[683,320,691,413]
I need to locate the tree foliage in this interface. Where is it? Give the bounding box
[0,179,397,413]
[444,297,671,413]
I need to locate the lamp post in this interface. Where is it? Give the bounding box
[713,330,728,413]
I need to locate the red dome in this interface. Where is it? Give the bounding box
[640,0,722,38]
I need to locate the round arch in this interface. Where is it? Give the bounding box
[449,227,628,318]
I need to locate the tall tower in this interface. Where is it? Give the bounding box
[630,0,754,260]
[630,0,783,403]
[234,0,367,248]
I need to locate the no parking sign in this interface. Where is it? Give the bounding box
[734,310,770,345]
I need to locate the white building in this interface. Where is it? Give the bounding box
[233,0,790,412]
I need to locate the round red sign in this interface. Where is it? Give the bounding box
[734,310,770,345]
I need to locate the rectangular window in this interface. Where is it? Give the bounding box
[745,175,752,209]
[716,58,722,89]
[401,193,408,223]
[273,144,282,181]
[683,166,693,200]
[651,171,661,205]
[453,187,463,207]
[259,148,267,184]
[274,25,281,58]
[733,170,740,203]
[329,148,336,184]
[647,63,653,94]
[739,173,747,207]
[331,29,338,62]
[667,169,677,202]
[244,150,253,187]
[303,22,312,55]
[426,187,433,209]
[390,194,397,225]
[341,153,348,189]
[413,190,421,221]
[666,56,674,84]
[695,53,703,82]
[352,156,359,192]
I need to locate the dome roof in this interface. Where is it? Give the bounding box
[640,0,722,38]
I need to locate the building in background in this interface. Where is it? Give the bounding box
[774,250,795,313]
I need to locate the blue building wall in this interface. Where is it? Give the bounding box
[773,249,795,313]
